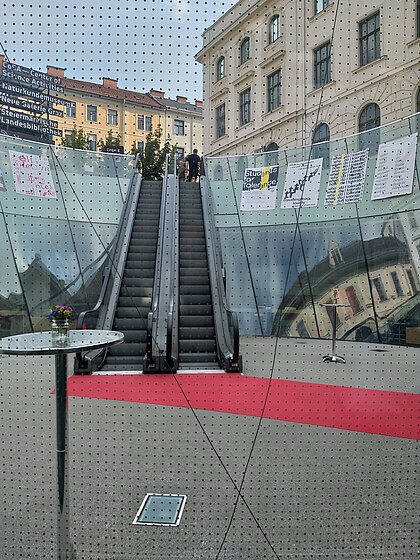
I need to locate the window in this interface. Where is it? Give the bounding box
[175,147,184,160]
[174,119,185,135]
[66,103,76,118]
[239,88,251,126]
[408,212,418,229]
[372,277,387,302]
[107,109,118,126]
[345,286,362,314]
[215,104,226,138]
[359,103,381,151]
[216,56,225,80]
[297,320,309,338]
[315,0,330,14]
[87,133,97,151]
[240,38,250,64]
[406,269,417,293]
[391,272,404,297]
[312,123,330,162]
[136,141,144,151]
[86,105,97,122]
[359,12,380,66]
[137,115,152,131]
[64,130,73,142]
[268,15,280,44]
[314,41,331,89]
[267,70,281,111]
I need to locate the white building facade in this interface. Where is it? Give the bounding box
[196,0,420,156]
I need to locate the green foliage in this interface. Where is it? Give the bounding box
[131,125,176,180]
[98,131,122,152]
[61,126,89,150]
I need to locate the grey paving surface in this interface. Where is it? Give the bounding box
[0,339,419,559]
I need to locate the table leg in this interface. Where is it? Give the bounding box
[55,353,74,559]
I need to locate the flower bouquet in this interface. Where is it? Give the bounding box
[49,305,74,344]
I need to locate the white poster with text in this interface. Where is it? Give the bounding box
[9,150,57,198]
[371,133,418,200]
[324,149,369,206]
[281,158,323,209]
[240,165,279,211]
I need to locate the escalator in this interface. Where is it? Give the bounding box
[178,182,219,369]
[75,166,241,374]
[102,181,162,371]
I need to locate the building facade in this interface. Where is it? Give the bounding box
[196,0,420,156]
[0,55,203,158]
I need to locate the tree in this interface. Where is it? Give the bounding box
[61,126,89,150]
[98,131,122,152]
[131,124,176,180]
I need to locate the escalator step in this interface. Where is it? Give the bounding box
[179,285,210,295]
[179,315,214,327]
[179,304,213,315]
[122,275,153,286]
[114,307,149,319]
[120,286,153,297]
[113,318,147,330]
[179,352,219,365]
[108,342,146,356]
[117,296,152,307]
[179,326,215,339]
[179,294,212,305]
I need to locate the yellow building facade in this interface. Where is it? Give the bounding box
[45,66,204,158]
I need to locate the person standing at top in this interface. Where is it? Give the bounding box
[185,149,201,182]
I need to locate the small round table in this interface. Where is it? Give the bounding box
[0,330,124,560]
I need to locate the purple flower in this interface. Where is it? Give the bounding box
[48,304,74,320]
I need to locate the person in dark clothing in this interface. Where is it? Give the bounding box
[186,149,201,182]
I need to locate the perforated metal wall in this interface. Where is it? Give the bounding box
[1,1,419,560]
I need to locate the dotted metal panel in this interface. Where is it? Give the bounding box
[1,2,419,560]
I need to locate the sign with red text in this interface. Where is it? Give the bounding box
[9,150,57,198]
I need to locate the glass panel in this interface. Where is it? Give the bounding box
[205,114,420,345]
[0,135,135,335]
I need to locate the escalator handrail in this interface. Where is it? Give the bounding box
[165,156,179,368]
[200,169,241,370]
[146,156,171,363]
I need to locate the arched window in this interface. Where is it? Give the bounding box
[264,142,279,166]
[312,123,330,163]
[216,56,225,81]
[214,164,224,181]
[359,103,381,152]
[237,156,248,179]
[240,37,250,64]
[268,15,280,44]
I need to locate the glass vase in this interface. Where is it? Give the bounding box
[51,318,70,346]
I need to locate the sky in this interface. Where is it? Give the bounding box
[1,0,236,102]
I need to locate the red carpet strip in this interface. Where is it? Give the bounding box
[67,374,420,440]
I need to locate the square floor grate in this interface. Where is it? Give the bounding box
[133,494,187,526]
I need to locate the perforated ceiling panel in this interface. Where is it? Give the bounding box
[1,1,419,560]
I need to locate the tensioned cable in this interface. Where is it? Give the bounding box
[213,2,342,558]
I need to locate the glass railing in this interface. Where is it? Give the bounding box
[0,135,135,338]
[204,113,420,344]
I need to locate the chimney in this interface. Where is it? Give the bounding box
[47,65,65,78]
[176,95,188,103]
[195,99,203,108]
[149,89,165,99]
[102,77,118,89]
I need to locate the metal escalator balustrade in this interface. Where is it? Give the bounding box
[103,181,163,371]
